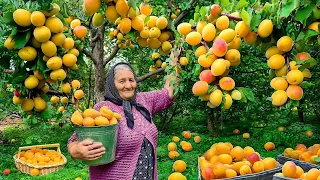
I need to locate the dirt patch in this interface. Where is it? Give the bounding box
[0,114,23,131]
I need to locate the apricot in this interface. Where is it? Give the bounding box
[131,17,144,31]
[51,33,66,46]
[306,168,320,180]
[197,21,207,34]
[265,46,284,58]
[105,6,120,23]
[45,17,63,33]
[286,70,303,85]
[217,28,236,43]
[268,54,285,69]
[235,21,250,37]
[198,54,216,68]
[219,77,235,91]
[186,31,202,46]
[73,25,87,39]
[270,77,288,91]
[271,90,288,106]
[264,142,275,151]
[173,160,187,173]
[18,46,37,61]
[228,36,242,49]
[218,154,232,164]
[168,142,177,151]
[210,4,222,18]
[212,39,228,57]
[216,16,229,30]
[211,58,226,76]
[239,164,252,175]
[275,65,288,77]
[192,81,208,96]
[225,49,241,66]
[195,46,207,57]
[13,9,31,27]
[261,157,277,170]
[202,23,216,42]
[252,161,264,173]
[308,22,319,33]
[199,70,215,84]
[168,151,179,160]
[139,3,152,16]
[230,146,244,162]
[282,161,297,178]
[286,85,303,100]
[277,36,293,52]
[244,32,257,45]
[4,36,15,50]
[257,19,273,38]
[41,41,57,57]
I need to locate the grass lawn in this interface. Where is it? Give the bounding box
[0,116,319,179]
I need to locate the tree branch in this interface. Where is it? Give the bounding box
[168,0,173,10]
[3,69,14,73]
[222,13,243,21]
[173,0,199,26]
[47,90,65,96]
[83,48,97,64]
[137,68,165,82]
[103,46,120,66]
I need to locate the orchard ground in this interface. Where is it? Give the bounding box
[1,111,320,179]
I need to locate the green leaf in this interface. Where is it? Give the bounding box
[238,87,248,103]
[194,13,200,22]
[235,0,249,10]
[11,75,28,84]
[207,85,217,94]
[243,88,255,102]
[280,1,296,19]
[296,3,315,25]
[251,14,261,31]
[314,157,320,163]
[191,64,201,76]
[300,81,313,89]
[14,31,31,49]
[128,0,136,10]
[1,12,14,25]
[303,29,319,40]
[10,27,18,36]
[240,9,251,25]
[221,0,231,11]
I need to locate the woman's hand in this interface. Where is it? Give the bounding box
[69,138,106,161]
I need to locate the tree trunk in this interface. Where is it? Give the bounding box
[92,25,106,103]
[298,99,304,122]
[87,62,92,108]
[207,109,218,136]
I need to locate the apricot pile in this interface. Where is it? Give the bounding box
[71,106,122,126]
[15,147,65,176]
[283,144,320,164]
[277,161,320,179]
[199,142,279,179]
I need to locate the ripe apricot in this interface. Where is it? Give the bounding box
[277,36,293,52]
[192,81,208,96]
[186,32,202,46]
[271,90,288,106]
[209,89,223,107]
[286,85,303,100]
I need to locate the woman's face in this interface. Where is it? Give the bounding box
[114,69,137,100]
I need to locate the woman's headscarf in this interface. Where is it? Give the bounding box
[104,62,151,129]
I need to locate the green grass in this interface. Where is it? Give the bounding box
[1,117,320,180]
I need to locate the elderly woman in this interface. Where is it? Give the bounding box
[68,62,177,180]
